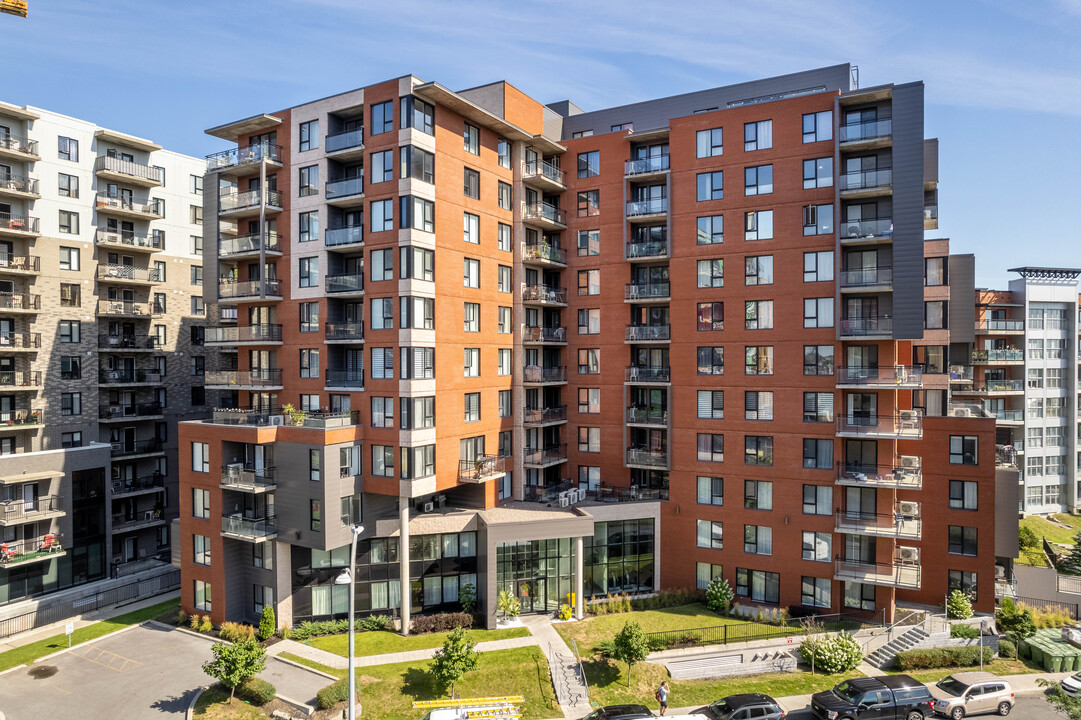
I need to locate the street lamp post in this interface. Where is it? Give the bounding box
[334,524,364,720]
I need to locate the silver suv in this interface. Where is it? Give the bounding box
[929,672,1014,719]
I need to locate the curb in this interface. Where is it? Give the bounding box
[186,685,207,720]
[0,663,27,677]
[31,619,146,665]
[272,654,339,681]
[277,694,316,716]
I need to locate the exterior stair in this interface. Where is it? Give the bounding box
[865,625,930,668]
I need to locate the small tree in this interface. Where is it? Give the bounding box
[705,578,733,614]
[610,621,651,687]
[1060,532,1081,575]
[798,632,862,674]
[496,589,521,620]
[946,589,973,619]
[997,597,1037,649]
[459,583,477,615]
[257,606,276,642]
[202,639,267,699]
[1018,525,1038,550]
[429,626,479,698]
[1038,679,1081,720]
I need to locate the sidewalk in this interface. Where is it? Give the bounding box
[521,616,593,720]
[269,632,539,670]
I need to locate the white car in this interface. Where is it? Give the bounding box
[1061,671,1081,697]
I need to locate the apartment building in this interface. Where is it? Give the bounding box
[179,64,1008,630]
[949,267,1081,516]
[0,102,205,610]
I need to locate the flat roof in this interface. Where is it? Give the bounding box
[94,128,161,153]
[0,101,39,121]
[0,470,64,485]
[1009,266,1081,279]
[205,113,283,142]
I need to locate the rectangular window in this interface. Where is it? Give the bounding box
[577,150,599,178]
[744,480,773,510]
[59,320,80,343]
[61,432,82,448]
[803,393,834,423]
[804,298,835,328]
[191,296,205,315]
[697,563,724,590]
[744,525,773,555]
[744,120,773,151]
[299,302,318,332]
[400,196,435,232]
[696,127,723,157]
[299,257,319,287]
[925,301,947,330]
[736,568,780,604]
[745,436,774,466]
[299,348,320,378]
[697,215,723,245]
[299,165,319,196]
[577,230,599,256]
[464,302,480,332]
[400,246,434,282]
[697,390,724,420]
[191,442,209,472]
[578,348,599,375]
[578,427,600,453]
[948,526,978,556]
[744,164,773,195]
[464,348,480,377]
[299,119,318,151]
[745,300,774,330]
[744,209,773,240]
[578,308,600,335]
[802,438,834,469]
[194,535,211,566]
[310,500,322,531]
[464,122,480,154]
[949,480,978,511]
[309,449,322,482]
[744,391,773,421]
[696,433,724,462]
[697,302,724,331]
[498,390,511,418]
[744,255,773,285]
[299,210,319,242]
[58,172,79,198]
[463,212,480,244]
[696,346,724,375]
[577,190,600,217]
[194,580,211,612]
[577,388,600,414]
[371,446,394,477]
[745,345,773,375]
[497,138,510,168]
[498,348,511,376]
[190,266,203,286]
[60,283,80,307]
[371,297,394,329]
[802,577,831,608]
[367,148,394,183]
[804,251,834,282]
[463,392,480,423]
[697,259,723,288]
[578,269,600,295]
[802,532,831,562]
[498,223,512,252]
[697,171,723,201]
[925,257,948,286]
[803,157,833,188]
[60,356,81,379]
[950,435,978,465]
[58,136,79,161]
[370,347,394,379]
[803,485,833,515]
[371,199,393,232]
[697,476,723,506]
[803,111,832,142]
[61,392,82,416]
[804,345,834,375]
[498,306,511,334]
[802,203,834,235]
[400,96,434,134]
[371,397,395,428]
[463,258,480,288]
[59,245,79,269]
[498,181,512,210]
[463,167,480,199]
[696,520,723,549]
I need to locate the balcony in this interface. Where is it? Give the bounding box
[0,535,64,568]
[0,133,39,161]
[326,176,365,207]
[218,279,283,301]
[836,412,923,439]
[112,475,165,498]
[0,173,40,200]
[458,455,507,483]
[97,264,163,285]
[625,155,670,177]
[0,332,40,351]
[626,198,668,220]
[991,409,1024,424]
[205,144,283,176]
[0,370,41,388]
[924,205,938,230]
[835,509,921,541]
[97,369,163,386]
[325,130,365,159]
[325,225,364,248]
[205,369,284,390]
[839,315,893,338]
[975,319,1025,334]
[0,213,40,238]
[625,324,670,343]
[523,444,567,468]
[219,232,282,259]
[0,253,39,277]
[110,438,165,459]
[524,480,576,504]
[952,379,1025,395]
[835,365,923,389]
[326,274,365,295]
[0,496,62,525]
[96,229,164,253]
[95,195,163,221]
[522,160,566,191]
[522,365,566,385]
[325,322,365,343]
[218,189,283,218]
[0,292,39,314]
[522,325,566,344]
[971,349,1024,364]
[99,402,164,421]
[522,202,567,230]
[522,284,566,306]
[625,406,668,426]
[522,242,567,267]
[220,465,277,493]
[112,512,166,533]
[0,409,43,432]
[523,406,568,426]
[836,462,922,490]
[93,156,164,187]
[298,410,360,429]
[834,560,920,590]
[625,447,669,469]
[625,365,671,383]
[625,240,668,260]
[839,119,892,147]
[221,514,278,543]
[205,325,283,345]
[840,218,893,243]
[839,267,892,291]
[839,168,892,198]
[325,369,365,390]
[98,334,162,351]
[97,300,157,318]
[625,282,671,303]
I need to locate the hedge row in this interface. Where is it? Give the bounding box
[410,612,474,634]
[894,645,993,670]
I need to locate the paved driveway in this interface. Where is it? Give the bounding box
[0,623,328,720]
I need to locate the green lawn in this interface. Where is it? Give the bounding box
[0,597,179,672]
[1021,514,1081,546]
[887,657,1043,682]
[193,685,265,720]
[281,647,557,720]
[1016,547,1050,568]
[305,626,530,658]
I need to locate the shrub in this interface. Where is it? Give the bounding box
[950,623,981,639]
[1020,603,1074,629]
[798,632,862,674]
[998,638,1017,659]
[496,590,521,620]
[176,610,190,627]
[190,613,202,631]
[1018,525,1039,550]
[459,583,477,615]
[558,604,574,621]
[200,615,214,633]
[316,674,360,710]
[628,587,703,611]
[258,606,276,642]
[360,614,392,632]
[705,578,734,614]
[894,645,993,670]
[946,589,974,620]
[277,625,292,640]
[236,677,276,705]
[219,622,257,643]
[410,612,474,635]
[291,619,352,640]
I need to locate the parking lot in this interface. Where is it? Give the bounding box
[0,623,326,720]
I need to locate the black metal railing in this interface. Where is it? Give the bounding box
[522,285,567,304]
[458,455,507,482]
[99,402,163,420]
[325,322,365,341]
[0,292,39,311]
[643,620,802,650]
[0,408,42,426]
[625,325,670,341]
[0,370,41,387]
[0,174,38,195]
[94,156,164,184]
[98,369,163,385]
[839,267,892,287]
[522,365,566,383]
[836,462,922,488]
[523,444,567,465]
[112,474,166,495]
[625,282,670,300]
[0,332,40,349]
[325,369,365,387]
[975,319,1024,332]
[0,213,39,234]
[523,406,567,424]
[96,229,163,250]
[522,325,566,343]
[0,133,38,157]
[523,243,567,265]
[97,265,163,283]
[95,194,161,216]
[97,300,152,316]
[625,406,668,425]
[98,334,161,350]
[110,438,164,457]
[625,366,671,382]
[625,240,668,259]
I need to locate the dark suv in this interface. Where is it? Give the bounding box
[708,693,786,719]
[811,676,935,720]
[582,705,653,720]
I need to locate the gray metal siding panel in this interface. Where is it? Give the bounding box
[559,65,851,139]
[948,254,976,344]
[890,82,926,339]
[923,138,939,186]
[995,467,1020,558]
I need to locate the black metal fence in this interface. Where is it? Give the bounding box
[0,569,180,640]
[643,620,805,650]
[1014,595,1080,620]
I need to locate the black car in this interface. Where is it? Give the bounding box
[709,693,785,719]
[811,675,935,720]
[582,705,654,720]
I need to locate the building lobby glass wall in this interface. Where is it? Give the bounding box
[496,538,576,614]
[583,519,655,597]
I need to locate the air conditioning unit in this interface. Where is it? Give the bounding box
[558,495,569,508]
[899,455,920,469]
[268,415,284,426]
[995,565,1006,578]
[898,409,919,423]
[422,501,434,513]
[897,546,920,563]
[897,501,920,516]
[952,406,972,417]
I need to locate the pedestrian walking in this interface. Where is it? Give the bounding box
[655,680,669,716]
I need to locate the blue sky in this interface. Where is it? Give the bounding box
[4,0,1078,288]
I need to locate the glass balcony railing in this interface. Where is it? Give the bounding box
[97,265,163,283]
[840,218,893,239]
[326,176,364,199]
[522,365,566,383]
[219,232,281,257]
[625,282,670,300]
[522,202,566,226]
[836,365,923,386]
[522,285,566,304]
[98,334,161,350]
[221,465,276,491]
[626,447,668,468]
[625,325,670,342]
[205,144,283,172]
[625,240,668,259]
[971,349,1024,362]
[626,198,668,217]
[834,560,920,590]
[836,462,922,489]
[975,319,1024,332]
[523,444,567,466]
[839,168,892,191]
[326,130,364,154]
[458,455,507,482]
[839,119,892,143]
[326,274,364,294]
[839,315,893,336]
[523,160,565,186]
[835,509,921,540]
[625,406,668,425]
[325,322,365,341]
[218,189,283,213]
[97,229,163,251]
[110,438,164,457]
[625,365,671,382]
[325,369,365,388]
[840,267,892,287]
[218,279,282,299]
[625,155,670,175]
[204,369,283,387]
[325,225,364,247]
[205,325,282,344]
[837,412,923,438]
[221,514,277,540]
[522,243,567,265]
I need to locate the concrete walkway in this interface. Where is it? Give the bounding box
[521,616,592,720]
[269,633,540,670]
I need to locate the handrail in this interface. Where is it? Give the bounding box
[94,156,164,183]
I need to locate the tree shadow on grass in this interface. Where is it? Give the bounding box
[581,657,623,689]
[401,666,439,701]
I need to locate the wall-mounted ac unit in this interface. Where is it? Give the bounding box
[268,415,284,426]
[898,410,919,422]
[899,455,920,469]
[897,501,920,516]
[995,565,1006,578]
[897,546,920,563]
[422,501,434,513]
[952,406,972,417]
